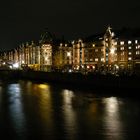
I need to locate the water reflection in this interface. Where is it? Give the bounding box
[62,89,78,139]
[103,97,124,140]
[7,83,27,138]
[33,83,53,124]
[0,81,140,140]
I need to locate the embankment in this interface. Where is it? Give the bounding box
[0,70,140,91]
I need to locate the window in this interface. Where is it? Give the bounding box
[128,52,132,55]
[101,58,104,62]
[128,40,132,44]
[114,42,117,45]
[95,49,98,52]
[120,41,124,45]
[135,40,138,44]
[101,48,104,51]
[120,47,124,50]
[128,46,132,49]
[128,57,132,61]
[67,52,71,57]
[95,58,98,62]
[136,51,140,55]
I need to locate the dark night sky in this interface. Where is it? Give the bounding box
[0,0,140,50]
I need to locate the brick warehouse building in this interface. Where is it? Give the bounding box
[1,27,140,75]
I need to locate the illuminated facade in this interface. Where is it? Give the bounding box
[1,27,140,74]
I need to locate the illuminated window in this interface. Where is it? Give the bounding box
[136,51,140,55]
[95,58,98,62]
[138,45,140,49]
[92,44,95,47]
[114,42,117,45]
[95,49,98,52]
[136,46,138,49]
[128,46,132,49]
[135,40,138,44]
[128,57,132,60]
[110,48,115,54]
[128,40,132,44]
[67,52,71,57]
[120,47,124,50]
[128,52,132,55]
[101,48,104,51]
[120,41,124,45]
[101,58,104,62]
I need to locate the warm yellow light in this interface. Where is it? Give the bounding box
[45,57,48,61]
[128,40,132,44]
[110,48,115,54]
[67,52,71,57]
[120,41,124,45]
[38,84,49,89]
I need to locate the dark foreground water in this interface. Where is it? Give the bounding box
[0,80,140,140]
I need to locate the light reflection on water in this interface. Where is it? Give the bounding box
[0,80,140,140]
[7,83,27,139]
[61,89,78,139]
[102,97,124,140]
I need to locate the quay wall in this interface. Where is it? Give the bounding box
[0,70,140,90]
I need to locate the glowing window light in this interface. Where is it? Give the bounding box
[67,52,71,57]
[114,42,117,45]
[95,49,98,52]
[128,40,132,44]
[128,57,132,60]
[92,66,95,69]
[120,41,124,45]
[120,47,124,50]
[95,58,98,62]
[110,48,115,54]
[101,58,104,62]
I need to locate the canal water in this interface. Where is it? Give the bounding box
[0,80,139,140]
